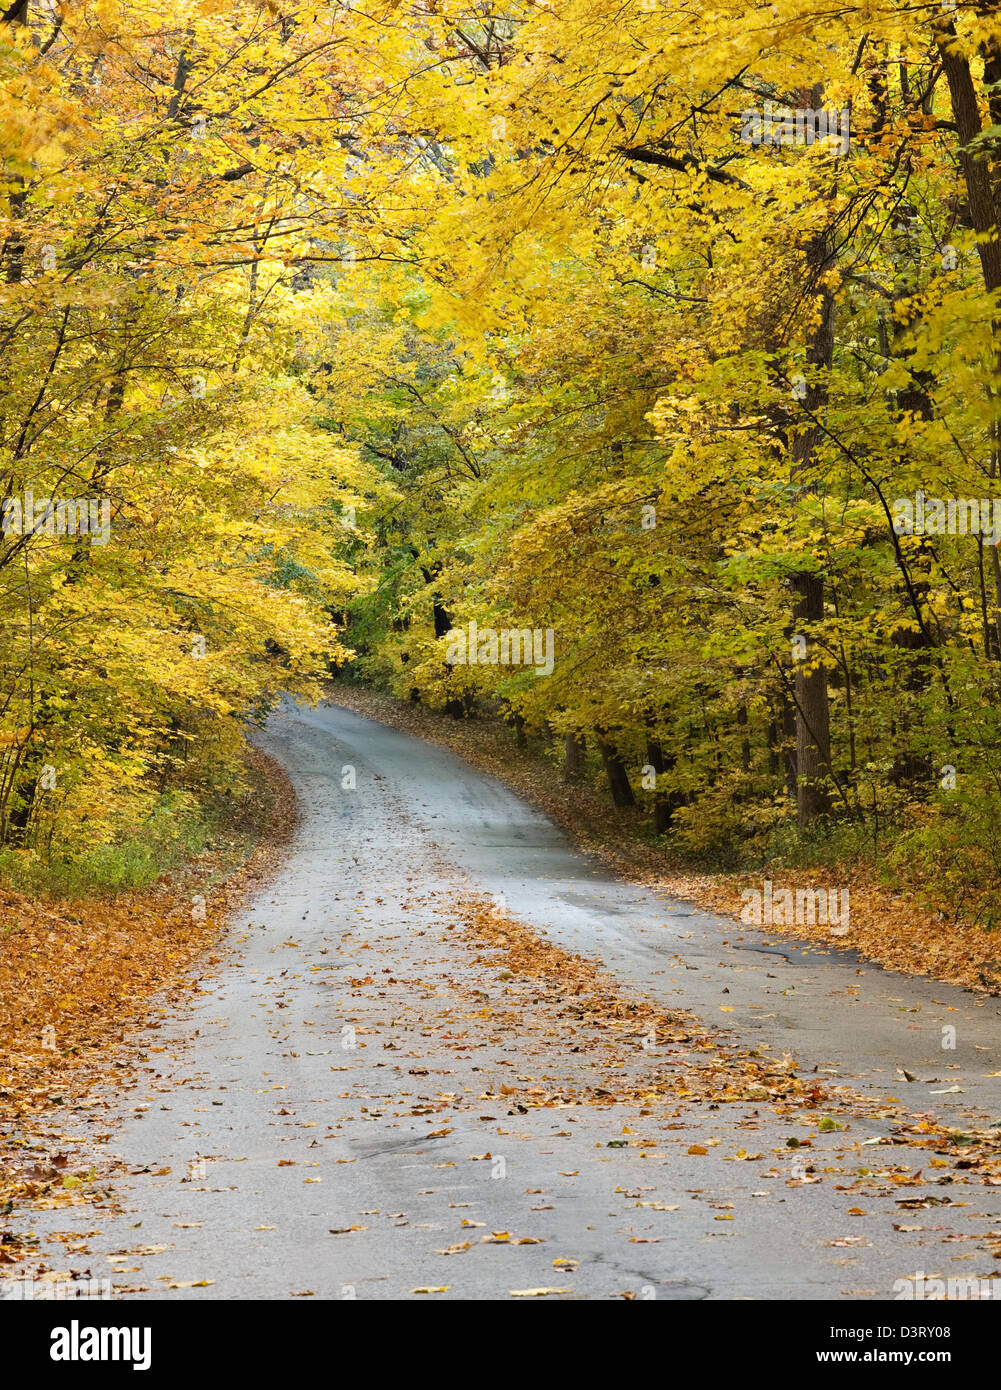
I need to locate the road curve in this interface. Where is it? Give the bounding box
[9,698,1001,1301]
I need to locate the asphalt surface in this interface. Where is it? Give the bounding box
[6,698,1001,1301]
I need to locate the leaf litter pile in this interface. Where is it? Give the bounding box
[328,686,1001,996]
[451,896,1001,1246]
[0,750,295,1267]
[457,896,831,1112]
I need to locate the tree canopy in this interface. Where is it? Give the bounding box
[5,0,1001,912]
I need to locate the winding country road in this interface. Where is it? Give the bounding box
[13,700,1001,1300]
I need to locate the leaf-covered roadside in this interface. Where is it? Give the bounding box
[458,896,844,1114]
[456,896,1001,1239]
[327,686,1001,998]
[0,749,296,1261]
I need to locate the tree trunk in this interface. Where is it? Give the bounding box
[792,572,832,825]
[886,241,935,789]
[563,732,585,782]
[789,197,835,826]
[736,700,751,774]
[645,737,675,833]
[596,733,635,808]
[934,15,1001,295]
[767,718,780,777]
[781,692,798,801]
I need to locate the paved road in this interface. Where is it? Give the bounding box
[8,700,1001,1300]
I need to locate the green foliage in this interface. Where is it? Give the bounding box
[0,788,247,897]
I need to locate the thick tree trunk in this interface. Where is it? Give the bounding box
[563,732,585,781]
[596,733,635,808]
[935,15,1001,295]
[645,738,675,834]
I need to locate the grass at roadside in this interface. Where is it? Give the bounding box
[0,783,261,900]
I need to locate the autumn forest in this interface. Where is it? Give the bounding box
[4,0,1001,1321]
[4,1,1001,915]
